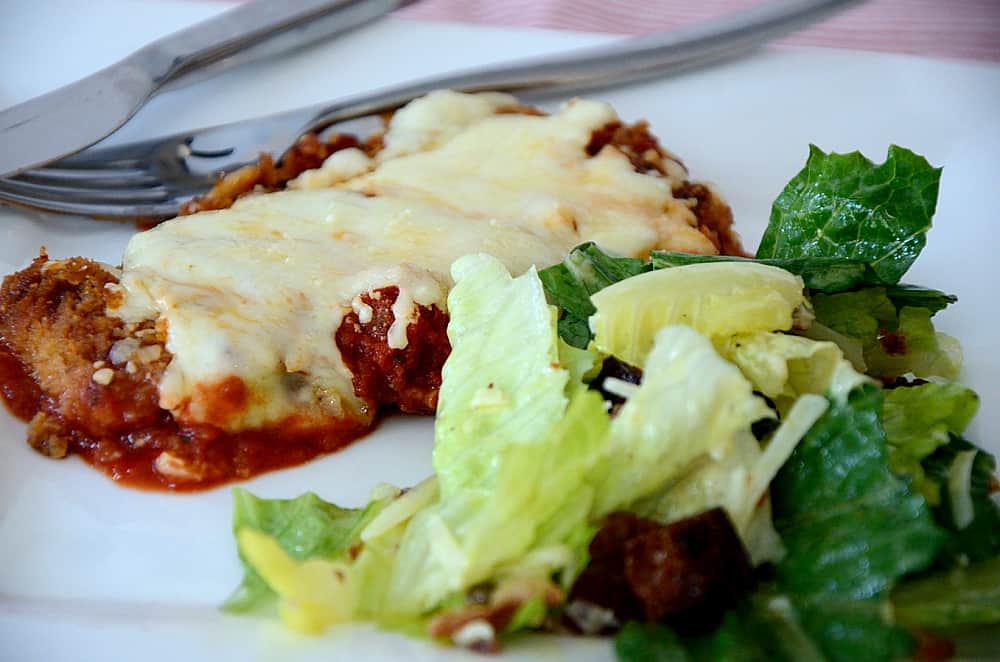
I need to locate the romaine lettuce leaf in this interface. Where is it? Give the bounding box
[385,388,609,616]
[811,289,961,380]
[922,436,1000,563]
[433,254,571,496]
[615,594,825,662]
[882,383,979,504]
[865,306,962,380]
[770,385,945,660]
[715,332,867,413]
[558,338,603,396]
[538,242,650,348]
[615,621,692,661]
[236,527,366,632]
[687,597,825,662]
[541,245,807,353]
[892,556,1000,629]
[756,145,941,285]
[589,262,804,369]
[231,480,433,631]
[224,489,389,613]
[811,288,897,346]
[883,284,957,314]
[543,244,957,356]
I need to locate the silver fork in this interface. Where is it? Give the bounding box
[0,0,862,220]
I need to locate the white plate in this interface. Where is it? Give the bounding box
[1,2,999,660]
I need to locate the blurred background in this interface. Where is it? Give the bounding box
[396,0,1000,61]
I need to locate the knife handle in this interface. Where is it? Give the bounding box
[132,0,413,90]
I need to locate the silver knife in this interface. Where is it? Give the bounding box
[0,0,415,179]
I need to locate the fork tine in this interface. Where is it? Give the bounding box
[43,153,147,169]
[0,177,171,204]
[17,166,161,188]
[0,186,186,219]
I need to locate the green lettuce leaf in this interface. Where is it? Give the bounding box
[868,306,961,380]
[615,594,825,662]
[615,622,692,662]
[882,383,979,504]
[385,389,609,616]
[233,478,440,632]
[558,338,602,396]
[810,289,962,380]
[810,289,897,348]
[883,284,957,314]
[433,254,571,497]
[770,385,945,661]
[756,145,941,284]
[691,596,833,662]
[715,332,867,413]
[503,596,548,634]
[224,489,388,613]
[790,599,914,662]
[538,242,650,348]
[892,556,1000,629]
[922,436,1000,563]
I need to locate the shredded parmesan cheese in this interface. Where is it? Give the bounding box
[91,368,114,385]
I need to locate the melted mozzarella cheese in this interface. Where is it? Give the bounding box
[110,90,718,431]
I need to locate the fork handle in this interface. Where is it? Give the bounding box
[303,0,862,133]
[132,0,415,90]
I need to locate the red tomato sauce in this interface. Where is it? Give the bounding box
[0,339,373,491]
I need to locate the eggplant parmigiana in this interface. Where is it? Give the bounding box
[0,91,743,490]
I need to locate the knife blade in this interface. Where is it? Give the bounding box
[0,0,414,179]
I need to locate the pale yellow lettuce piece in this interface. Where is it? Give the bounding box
[589,262,805,368]
[717,331,870,409]
[237,528,358,633]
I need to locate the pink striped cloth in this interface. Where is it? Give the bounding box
[400,0,1000,62]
